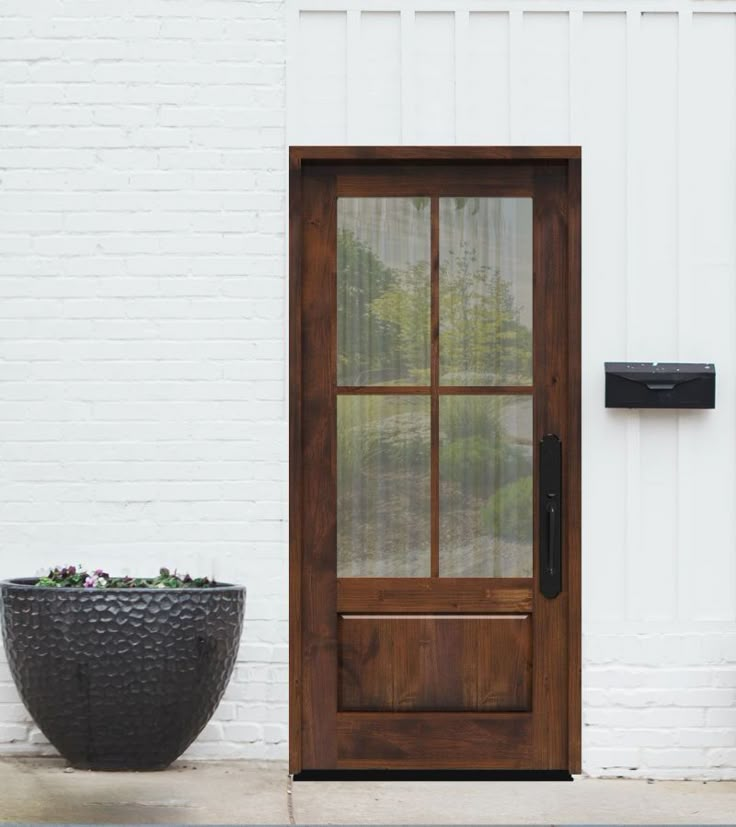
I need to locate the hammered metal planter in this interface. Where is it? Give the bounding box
[0,578,245,770]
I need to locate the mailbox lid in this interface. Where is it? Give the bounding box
[605,362,715,409]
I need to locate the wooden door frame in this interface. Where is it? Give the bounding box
[289,146,581,775]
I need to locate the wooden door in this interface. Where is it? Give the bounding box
[290,148,581,774]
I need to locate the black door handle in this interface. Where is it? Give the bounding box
[546,501,557,576]
[540,434,562,599]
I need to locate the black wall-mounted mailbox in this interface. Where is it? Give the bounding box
[605,362,715,409]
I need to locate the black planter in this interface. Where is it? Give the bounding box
[0,578,245,770]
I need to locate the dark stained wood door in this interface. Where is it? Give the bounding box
[290,148,581,773]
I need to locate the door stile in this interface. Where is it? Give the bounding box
[531,163,570,769]
[300,168,338,768]
[566,157,582,773]
[430,196,440,577]
[288,151,302,774]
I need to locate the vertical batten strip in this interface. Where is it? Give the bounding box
[674,9,692,621]
[675,11,691,364]
[623,9,641,622]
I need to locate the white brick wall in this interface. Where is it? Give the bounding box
[584,633,736,779]
[0,0,288,761]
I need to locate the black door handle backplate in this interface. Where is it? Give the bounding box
[540,434,562,599]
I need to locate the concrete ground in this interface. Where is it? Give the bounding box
[1,758,736,824]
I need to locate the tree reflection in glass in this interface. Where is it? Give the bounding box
[440,198,533,386]
[337,396,431,577]
[440,396,533,577]
[338,198,430,386]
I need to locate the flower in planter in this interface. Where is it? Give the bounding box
[35,565,214,589]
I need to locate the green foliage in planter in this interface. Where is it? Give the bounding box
[35,565,215,589]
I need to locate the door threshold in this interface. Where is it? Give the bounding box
[292,769,573,782]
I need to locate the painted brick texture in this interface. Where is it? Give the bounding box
[0,0,288,761]
[584,633,736,779]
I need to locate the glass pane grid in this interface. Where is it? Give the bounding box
[336,195,534,579]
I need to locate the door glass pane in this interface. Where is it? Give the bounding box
[338,198,431,386]
[338,395,430,577]
[440,198,533,386]
[439,396,533,577]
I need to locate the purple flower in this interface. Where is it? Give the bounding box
[84,575,97,588]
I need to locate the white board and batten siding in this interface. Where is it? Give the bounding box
[289,2,736,778]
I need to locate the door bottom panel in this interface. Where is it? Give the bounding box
[336,712,532,769]
[339,614,532,712]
